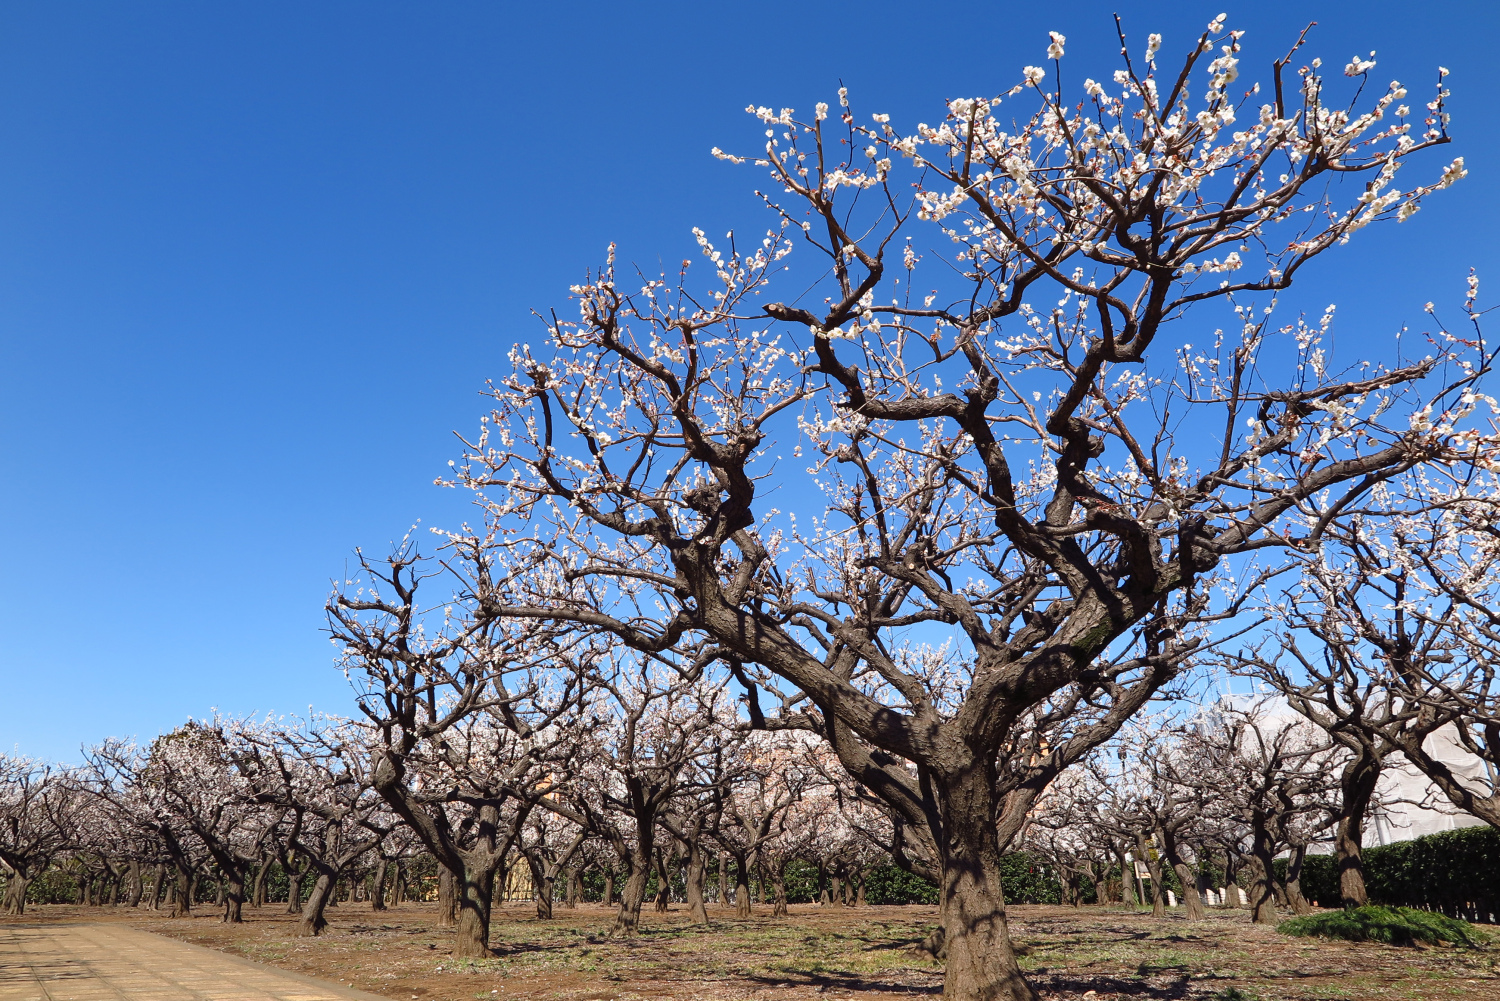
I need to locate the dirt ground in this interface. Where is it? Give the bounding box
[9,900,1498,1001]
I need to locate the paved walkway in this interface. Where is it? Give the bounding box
[0,923,393,1001]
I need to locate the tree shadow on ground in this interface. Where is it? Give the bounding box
[1031,973,1193,998]
[744,970,942,994]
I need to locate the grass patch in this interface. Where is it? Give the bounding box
[1277,906,1482,947]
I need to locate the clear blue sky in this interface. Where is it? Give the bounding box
[2,1,1495,761]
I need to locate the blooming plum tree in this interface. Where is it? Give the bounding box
[437,16,1481,999]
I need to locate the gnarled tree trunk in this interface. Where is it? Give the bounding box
[1336,750,1380,908]
[437,864,458,927]
[934,764,1037,1001]
[733,851,752,918]
[685,842,709,923]
[1247,829,1279,926]
[299,872,335,936]
[528,852,555,920]
[770,859,789,917]
[222,870,246,923]
[1172,861,1204,918]
[250,858,269,908]
[371,859,388,911]
[1284,844,1314,915]
[612,841,652,936]
[453,863,498,957]
[286,860,304,913]
[2,872,30,915]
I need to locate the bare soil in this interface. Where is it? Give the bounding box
[10,900,1498,1000]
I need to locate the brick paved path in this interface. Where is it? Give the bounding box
[0,923,393,1001]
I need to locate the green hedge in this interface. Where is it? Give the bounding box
[864,864,939,904]
[1364,827,1500,921]
[1290,827,1499,921]
[1295,853,1339,908]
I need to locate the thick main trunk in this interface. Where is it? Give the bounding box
[612,848,651,937]
[126,861,143,907]
[533,863,555,921]
[452,863,497,958]
[250,859,268,908]
[1285,845,1314,915]
[1336,751,1379,908]
[286,866,303,913]
[1114,848,1135,908]
[565,868,580,909]
[734,858,752,918]
[3,873,30,915]
[935,765,1037,1001]
[147,864,165,910]
[771,860,788,917]
[1171,861,1204,919]
[437,865,458,927]
[170,861,193,917]
[718,851,731,908]
[602,870,615,908]
[223,871,246,923]
[685,844,709,924]
[371,860,388,911]
[299,873,335,936]
[653,855,670,913]
[1247,833,1278,926]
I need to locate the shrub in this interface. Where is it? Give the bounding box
[1294,852,1339,907]
[1364,826,1500,920]
[864,864,939,905]
[1278,905,1483,946]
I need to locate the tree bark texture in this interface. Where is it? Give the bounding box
[934,766,1038,1001]
[1284,845,1314,915]
[453,865,497,958]
[371,859,388,911]
[2,874,29,915]
[685,843,709,923]
[299,873,335,936]
[1247,831,1279,926]
[612,845,651,937]
[1336,750,1380,908]
[222,871,246,923]
[437,865,458,927]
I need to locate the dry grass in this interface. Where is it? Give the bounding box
[11,899,1499,1000]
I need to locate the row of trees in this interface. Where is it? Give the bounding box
[0,713,896,931]
[6,16,1498,1001]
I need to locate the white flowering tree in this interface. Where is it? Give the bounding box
[0,756,79,915]
[87,723,280,922]
[1181,700,1341,923]
[436,16,1479,999]
[706,728,815,917]
[230,716,395,935]
[523,661,730,935]
[1230,460,1500,859]
[329,540,595,956]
